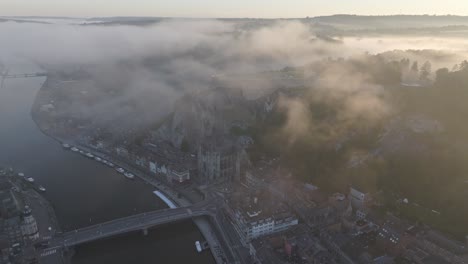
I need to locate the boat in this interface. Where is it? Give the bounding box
[195,241,202,252]
[71,147,79,152]
[94,157,102,162]
[62,143,71,149]
[116,168,125,173]
[124,172,135,179]
[38,186,46,192]
[195,241,209,253]
[107,163,115,168]
[85,153,94,158]
[17,172,25,177]
[26,177,35,183]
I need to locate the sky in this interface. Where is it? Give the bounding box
[1,0,468,18]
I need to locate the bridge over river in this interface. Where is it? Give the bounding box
[47,201,216,248]
[1,72,47,78]
[0,71,48,88]
[40,200,236,263]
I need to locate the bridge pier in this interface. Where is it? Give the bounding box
[142,228,148,236]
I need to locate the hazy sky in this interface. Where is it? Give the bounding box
[2,0,468,18]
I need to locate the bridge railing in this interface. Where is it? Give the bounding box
[60,202,216,237]
[63,207,183,235]
[0,72,47,78]
[58,209,213,246]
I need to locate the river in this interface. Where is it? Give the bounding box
[0,65,214,263]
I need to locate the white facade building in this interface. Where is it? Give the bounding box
[227,200,298,243]
[349,187,372,210]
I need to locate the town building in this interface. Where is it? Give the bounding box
[349,187,372,211]
[144,142,196,185]
[320,231,356,264]
[0,188,18,219]
[225,191,298,243]
[249,226,334,264]
[105,141,197,185]
[197,138,241,184]
[2,217,23,245]
[375,214,414,256]
[20,206,39,241]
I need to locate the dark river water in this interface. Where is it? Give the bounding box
[0,67,214,263]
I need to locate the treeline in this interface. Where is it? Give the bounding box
[364,61,468,238]
[249,57,468,238]
[249,54,405,189]
[435,60,468,88]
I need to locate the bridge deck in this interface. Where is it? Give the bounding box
[47,202,217,248]
[1,73,47,78]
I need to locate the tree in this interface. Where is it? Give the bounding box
[434,68,449,87]
[459,60,468,71]
[400,58,410,71]
[180,139,190,152]
[420,61,432,81]
[411,61,419,73]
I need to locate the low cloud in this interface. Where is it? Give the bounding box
[0,19,464,138]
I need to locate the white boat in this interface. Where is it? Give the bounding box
[71,147,79,152]
[38,186,46,192]
[195,241,202,252]
[85,153,94,158]
[124,172,135,179]
[195,241,209,253]
[94,157,102,162]
[17,172,25,177]
[26,177,35,183]
[62,143,71,149]
[108,163,115,168]
[116,168,125,173]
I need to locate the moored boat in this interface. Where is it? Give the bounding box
[195,241,209,252]
[124,172,135,180]
[195,241,202,252]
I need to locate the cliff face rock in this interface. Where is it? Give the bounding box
[151,86,281,149]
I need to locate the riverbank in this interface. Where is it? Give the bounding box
[30,76,231,264]
[0,167,64,263]
[61,140,193,207]
[2,72,216,264]
[44,140,228,263]
[32,117,224,261]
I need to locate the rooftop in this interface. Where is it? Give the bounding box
[228,188,295,223]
